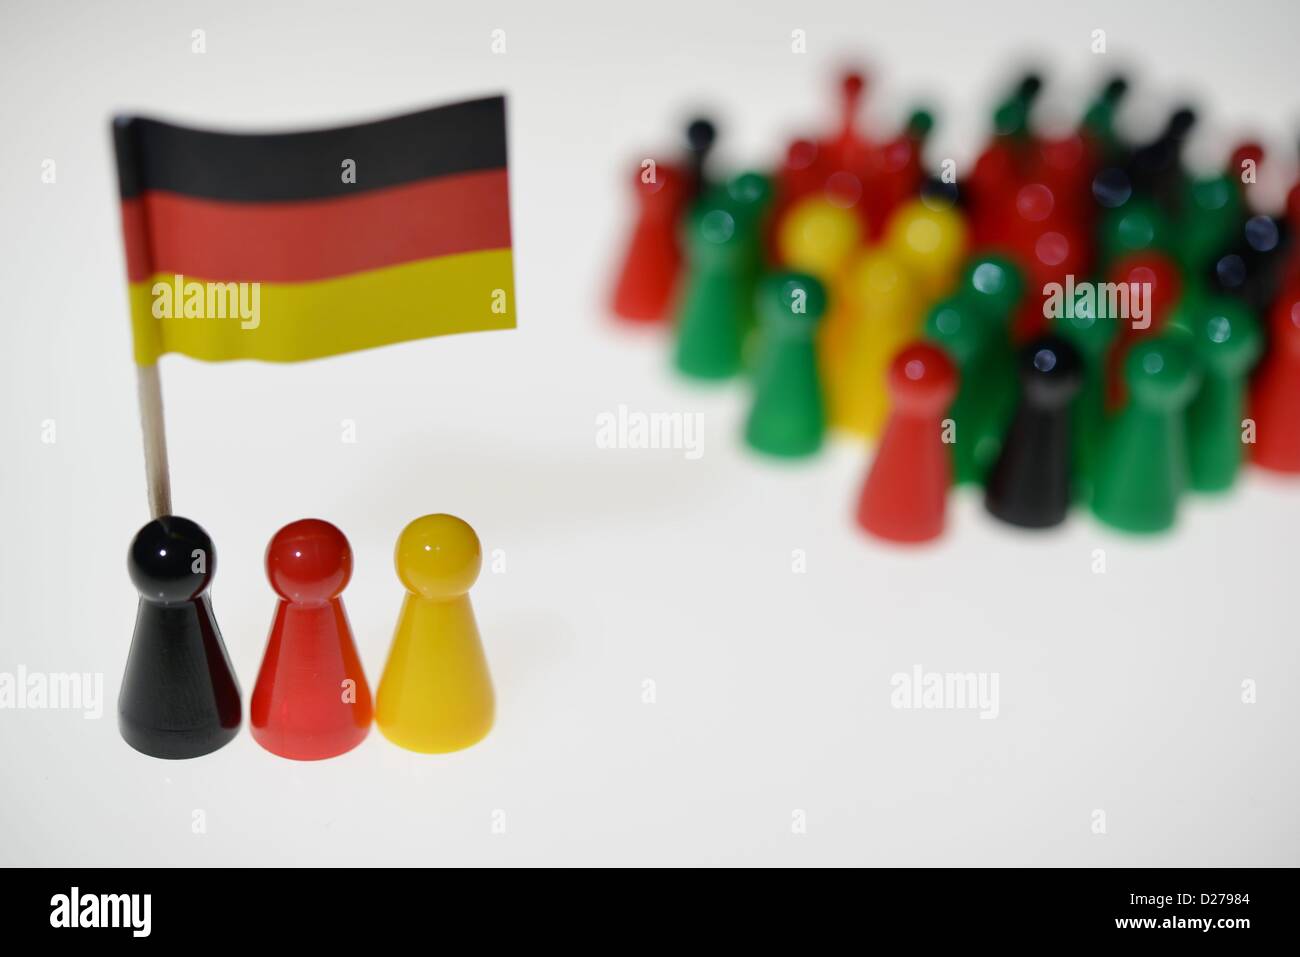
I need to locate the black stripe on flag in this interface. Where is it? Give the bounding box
[113,95,507,202]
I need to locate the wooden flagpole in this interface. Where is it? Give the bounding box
[136,363,173,518]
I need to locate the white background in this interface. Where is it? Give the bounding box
[1,0,1298,866]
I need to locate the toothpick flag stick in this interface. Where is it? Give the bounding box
[136,363,172,518]
[114,117,172,517]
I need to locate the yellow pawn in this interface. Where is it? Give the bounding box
[777,195,862,279]
[833,248,920,437]
[882,199,968,300]
[376,514,494,753]
[776,195,864,392]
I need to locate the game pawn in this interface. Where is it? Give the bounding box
[119,516,241,759]
[984,335,1084,528]
[744,272,828,457]
[684,116,717,199]
[250,519,372,760]
[924,255,1023,484]
[610,161,687,323]
[674,201,752,379]
[855,342,959,543]
[1091,336,1201,533]
[1053,292,1118,503]
[375,514,495,754]
[1179,296,1263,492]
[1250,282,1300,473]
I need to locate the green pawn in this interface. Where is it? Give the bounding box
[923,290,1005,484]
[1091,336,1201,533]
[674,204,750,379]
[1176,174,1245,276]
[991,73,1042,140]
[720,171,774,345]
[959,256,1022,482]
[1099,197,1171,271]
[962,254,1025,322]
[1054,295,1118,502]
[1180,297,1263,492]
[744,272,827,458]
[1081,76,1128,159]
[721,171,774,235]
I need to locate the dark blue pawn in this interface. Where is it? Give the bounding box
[984,336,1084,529]
[120,516,241,759]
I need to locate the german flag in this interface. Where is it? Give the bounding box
[114,95,514,364]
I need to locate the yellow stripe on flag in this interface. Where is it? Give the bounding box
[128,249,515,364]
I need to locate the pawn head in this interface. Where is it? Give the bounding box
[886,342,958,414]
[128,515,215,604]
[1271,289,1300,356]
[1186,174,1235,217]
[687,203,741,260]
[840,70,866,105]
[1165,106,1197,140]
[1106,198,1167,257]
[1123,337,1201,409]
[1091,166,1132,209]
[905,108,934,141]
[886,201,967,276]
[395,514,482,601]
[1230,141,1264,174]
[993,72,1040,137]
[760,271,827,333]
[784,138,820,174]
[724,171,773,217]
[961,255,1024,321]
[1109,251,1181,332]
[265,518,352,603]
[778,195,860,276]
[1185,297,1263,377]
[685,117,717,155]
[632,161,682,202]
[924,296,987,366]
[1018,335,1083,407]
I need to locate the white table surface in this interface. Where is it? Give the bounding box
[1,0,1297,866]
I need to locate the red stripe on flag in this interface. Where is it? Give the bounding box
[120,198,153,280]
[123,169,510,283]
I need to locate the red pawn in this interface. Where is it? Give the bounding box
[855,343,959,543]
[1250,286,1300,474]
[251,519,372,760]
[610,161,687,323]
[825,71,870,173]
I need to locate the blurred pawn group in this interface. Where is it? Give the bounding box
[610,69,1300,542]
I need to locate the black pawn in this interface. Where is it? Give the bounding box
[985,336,1083,529]
[119,516,241,758]
[1210,213,1290,314]
[1126,106,1196,207]
[684,117,716,200]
